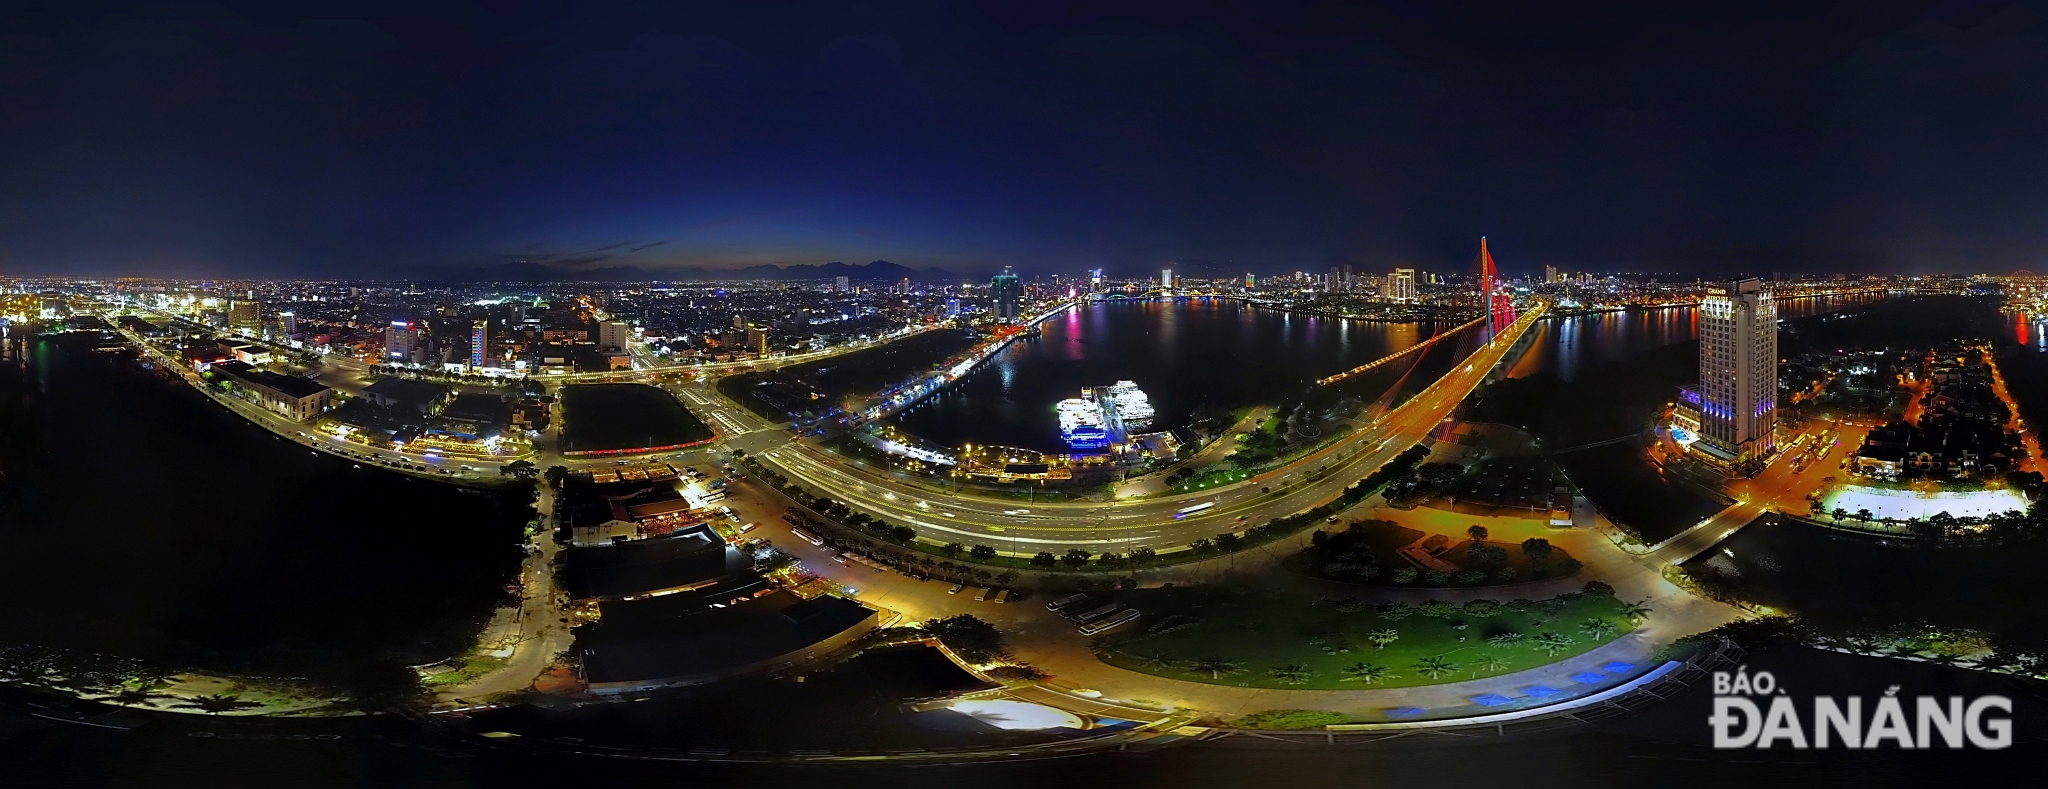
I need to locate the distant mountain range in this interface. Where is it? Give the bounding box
[436,259,968,284]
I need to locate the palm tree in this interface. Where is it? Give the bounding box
[1268,664,1316,685]
[1340,662,1393,684]
[1135,650,1178,669]
[1534,632,1577,656]
[1615,600,1652,623]
[1855,508,1873,525]
[1580,618,1620,639]
[1366,628,1399,650]
[105,686,170,707]
[1413,656,1459,680]
[1087,636,1129,657]
[1472,654,1509,676]
[1831,506,1848,522]
[1190,656,1246,679]
[1486,632,1525,648]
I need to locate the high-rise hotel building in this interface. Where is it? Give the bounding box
[1698,277,1777,460]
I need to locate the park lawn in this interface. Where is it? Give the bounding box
[1094,585,1635,690]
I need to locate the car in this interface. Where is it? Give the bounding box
[831,554,848,565]
[739,522,758,533]
[947,583,964,595]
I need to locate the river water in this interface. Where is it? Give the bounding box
[0,333,529,678]
[892,299,1456,452]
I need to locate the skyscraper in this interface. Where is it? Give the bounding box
[834,275,850,293]
[470,320,490,369]
[989,266,1023,323]
[1698,278,1777,460]
[1161,268,1174,290]
[1385,268,1416,303]
[1544,264,1559,283]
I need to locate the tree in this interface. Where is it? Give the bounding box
[543,464,570,490]
[1129,546,1157,566]
[942,543,964,557]
[1520,537,1554,560]
[1412,656,1458,680]
[1365,628,1400,650]
[1268,664,1315,685]
[1340,662,1392,684]
[1486,632,1525,647]
[922,614,1006,663]
[1534,632,1577,656]
[969,544,998,561]
[1615,599,1652,622]
[1472,654,1509,675]
[1135,650,1178,669]
[1832,507,1848,522]
[1580,618,1619,639]
[1468,524,1489,541]
[1190,656,1246,679]
[1214,532,1243,552]
[1855,508,1873,525]
[1031,552,1058,568]
[500,460,537,480]
[1061,548,1093,568]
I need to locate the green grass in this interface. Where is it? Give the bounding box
[1094,585,1636,690]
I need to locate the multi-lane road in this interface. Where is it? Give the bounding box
[726,304,1547,553]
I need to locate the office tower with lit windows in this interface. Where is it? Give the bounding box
[1698,277,1777,460]
[470,320,490,369]
[989,266,1023,323]
[1160,268,1173,290]
[1385,268,1416,302]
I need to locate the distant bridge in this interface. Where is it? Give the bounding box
[1315,315,1485,387]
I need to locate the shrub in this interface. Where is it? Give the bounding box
[1378,601,1416,620]
[1390,566,1418,584]
[1455,570,1487,585]
[1581,580,1616,598]
[1234,709,1351,730]
[1418,600,1457,618]
[1462,599,1503,618]
[1422,569,1452,586]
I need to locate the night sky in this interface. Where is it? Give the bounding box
[2,1,2045,278]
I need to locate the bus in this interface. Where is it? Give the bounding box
[1079,608,1141,635]
[1173,502,1216,520]
[790,528,824,546]
[1046,593,1090,612]
[1073,602,1123,624]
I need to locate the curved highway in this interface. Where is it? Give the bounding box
[728,304,1546,552]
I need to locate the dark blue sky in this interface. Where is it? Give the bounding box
[2,1,2045,278]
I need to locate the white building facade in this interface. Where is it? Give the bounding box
[1698,277,1777,460]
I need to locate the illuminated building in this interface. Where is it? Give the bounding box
[470,319,490,369]
[1385,268,1416,303]
[989,266,1022,323]
[1698,277,1777,460]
